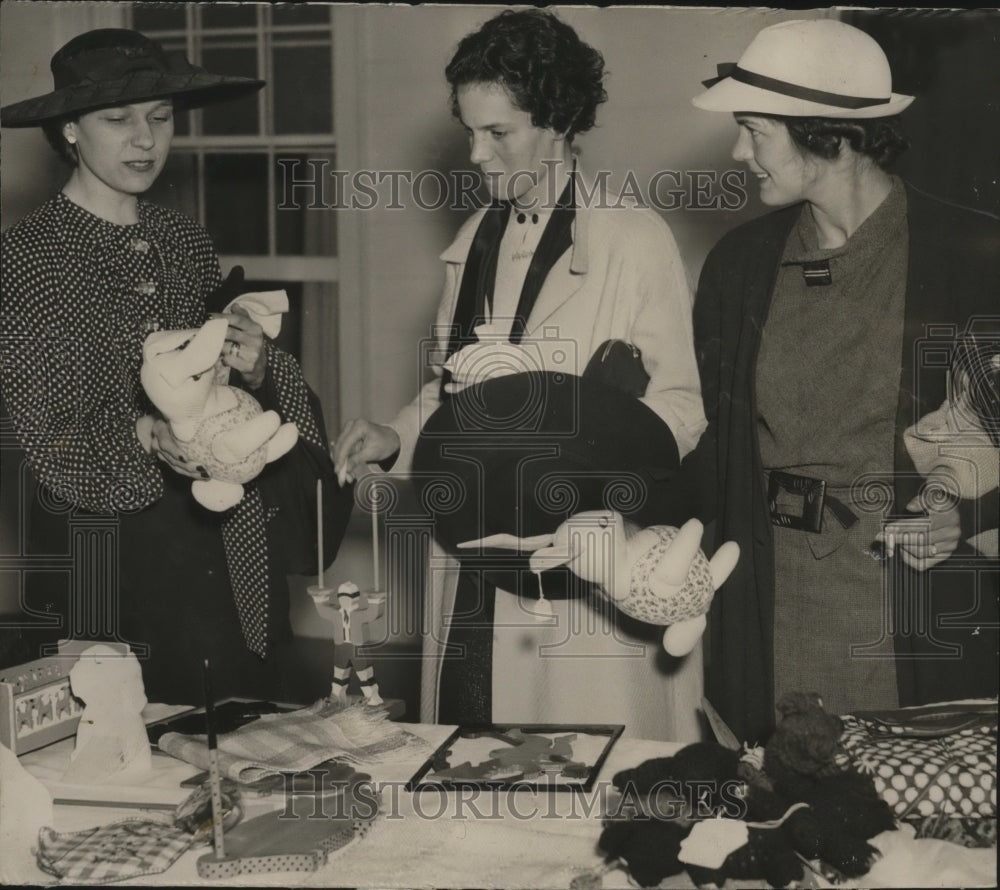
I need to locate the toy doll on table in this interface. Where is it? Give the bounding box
[308,582,386,707]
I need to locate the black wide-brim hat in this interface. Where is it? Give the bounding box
[1,28,264,127]
[412,371,680,575]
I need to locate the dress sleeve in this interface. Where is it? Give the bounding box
[0,229,162,514]
[387,260,462,475]
[625,214,707,460]
[656,236,727,526]
[253,343,329,452]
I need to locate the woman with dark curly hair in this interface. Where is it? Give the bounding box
[335,9,706,738]
[683,19,999,740]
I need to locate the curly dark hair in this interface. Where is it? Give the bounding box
[445,9,607,141]
[774,115,909,170]
[42,115,79,166]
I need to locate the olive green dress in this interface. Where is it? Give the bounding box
[756,178,909,715]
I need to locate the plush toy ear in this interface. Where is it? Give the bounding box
[265,422,299,463]
[663,614,707,657]
[205,265,248,314]
[708,541,740,590]
[192,479,244,511]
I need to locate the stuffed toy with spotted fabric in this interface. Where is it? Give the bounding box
[137,316,298,511]
[524,513,740,656]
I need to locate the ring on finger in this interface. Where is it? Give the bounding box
[230,341,241,360]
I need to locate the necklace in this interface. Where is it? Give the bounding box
[511,211,541,262]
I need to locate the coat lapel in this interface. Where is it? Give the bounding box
[522,194,591,334]
[441,169,605,339]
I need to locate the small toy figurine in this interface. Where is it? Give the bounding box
[308,581,386,706]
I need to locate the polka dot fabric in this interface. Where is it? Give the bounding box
[222,339,330,656]
[223,488,275,657]
[839,714,997,820]
[1,193,214,514]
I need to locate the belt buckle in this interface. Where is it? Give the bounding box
[768,471,826,533]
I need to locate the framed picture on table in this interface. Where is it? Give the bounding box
[405,723,624,793]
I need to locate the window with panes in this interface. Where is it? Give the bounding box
[126,2,341,423]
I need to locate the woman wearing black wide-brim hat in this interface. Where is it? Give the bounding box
[680,19,1000,741]
[0,30,351,703]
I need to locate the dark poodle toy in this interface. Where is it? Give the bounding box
[598,693,897,888]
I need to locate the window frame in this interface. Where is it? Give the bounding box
[124,3,341,282]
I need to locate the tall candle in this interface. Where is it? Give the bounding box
[203,659,226,860]
[372,482,380,592]
[317,478,324,585]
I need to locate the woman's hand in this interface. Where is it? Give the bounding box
[877,485,963,571]
[145,417,209,481]
[218,305,267,390]
[332,419,400,486]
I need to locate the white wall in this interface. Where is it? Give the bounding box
[0,2,125,222]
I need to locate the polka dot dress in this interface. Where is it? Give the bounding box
[1,192,213,514]
[2,192,328,660]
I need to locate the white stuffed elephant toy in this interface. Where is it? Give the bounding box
[460,512,739,656]
[137,316,298,511]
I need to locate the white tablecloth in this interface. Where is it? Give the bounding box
[8,717,997,888]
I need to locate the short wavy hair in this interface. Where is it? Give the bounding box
[445,9,607,141]
[776,115,909,170]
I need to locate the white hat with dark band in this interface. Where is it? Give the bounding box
[692,19,914,119]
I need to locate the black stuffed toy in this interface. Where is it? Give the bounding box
[761,692,898,877]
[598,693,898,888]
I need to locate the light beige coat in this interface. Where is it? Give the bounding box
[389,174,707,740]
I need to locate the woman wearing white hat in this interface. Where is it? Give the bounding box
[0,30,352,702]
[682,19,999,740]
